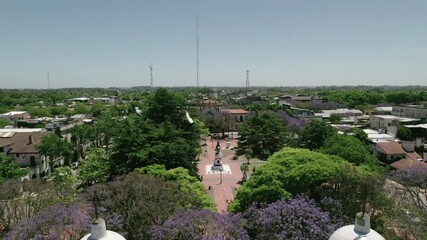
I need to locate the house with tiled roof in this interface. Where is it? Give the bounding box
[0,129,53,179]
[390,153,426,170]
[374,141,427,170]
[374,141,407,163]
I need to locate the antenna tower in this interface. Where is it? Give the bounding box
[196,16,199,89]
[246,70,249,95]
[150,64,153,90]
[47,71,51,89]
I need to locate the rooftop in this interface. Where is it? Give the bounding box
[376,141,407,155]
[0,131,50,154]
[221,109,249,115]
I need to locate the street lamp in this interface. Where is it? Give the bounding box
[219,166,223,184]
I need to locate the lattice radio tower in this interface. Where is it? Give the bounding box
[245,70,249,95]
[196,16,199,89]
[150,63,153,90]
[47,70,51,89]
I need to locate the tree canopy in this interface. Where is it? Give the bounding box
[237,112,287,160]
[110,88,204,177]
[228,147,348,213]
[77,148,110,186]
[89,172,213,239]
[35,133,73,166]
[319,133,378,166]
[297,120,336,150]
[137,164,215,210]
[0,155,27,184]
[242,195,342,240]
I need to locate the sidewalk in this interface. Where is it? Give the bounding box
[198,138,242,213]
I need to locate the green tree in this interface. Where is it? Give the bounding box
[0,155,28,184]
[240,163,249,182]
[137,164,215,210]
[25,106,51,117]
[297,120,336,150]
[110,89,203,177]
[329,113,342,123]
[77,148,111,186]
[95,112,120,149]
[36,134,73,167]
[319,134,378,166]
[237,112,287,160]
[70,124,95,160]
[228,148,347,213]
[145,88,185,124]
[90,101,104,117]
[396,122,412,140]
[345,127,371,146]
[73,102,90,114]
[0,118,11,128]
[48,166,77,197]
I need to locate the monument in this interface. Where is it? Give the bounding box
[211,141,223,171]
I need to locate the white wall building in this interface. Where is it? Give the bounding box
[0,129,55,179]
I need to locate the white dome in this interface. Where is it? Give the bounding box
[80,218,126,240]
[329,225,385,240]
[80,230,126,240]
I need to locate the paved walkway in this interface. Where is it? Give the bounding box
[198,138,242,213]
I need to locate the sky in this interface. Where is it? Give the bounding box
[1,0,427,89]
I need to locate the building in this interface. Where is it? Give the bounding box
[374,141,407,163]
[221,109,249,123]
[198,99,223,132]
[369,115,419,130]
[315,109,363,119]
[0,111,30,125]
[392,105,427,120]
[373,141,427,170]
[0,129,54,179]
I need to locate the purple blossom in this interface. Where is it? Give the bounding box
[243,195,340,240]
[4,202,91,240]
[308,100,345,112]
[150,209,249,240]
[276,110,307,132]
[390,167,427,210]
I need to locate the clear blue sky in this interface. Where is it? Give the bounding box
[1,0,427,88]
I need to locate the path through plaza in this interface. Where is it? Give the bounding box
[198,138,243,213]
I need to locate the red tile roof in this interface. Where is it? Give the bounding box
[391,158,427,170]
[377,142,407,155]
[406,152,422,161]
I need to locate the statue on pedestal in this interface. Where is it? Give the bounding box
[211,141,223,170]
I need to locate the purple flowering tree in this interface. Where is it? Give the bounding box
[150,209,249,240]
[4,202,91,240]
[389,167,427,239]
[242,195,342,240]
[308,100,346,112]
[276,110,307,133]
[390,167,427,210]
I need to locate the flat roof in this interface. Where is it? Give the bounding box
[1,111,28,115]
[0,128,44,133]
[372,115,420,122]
